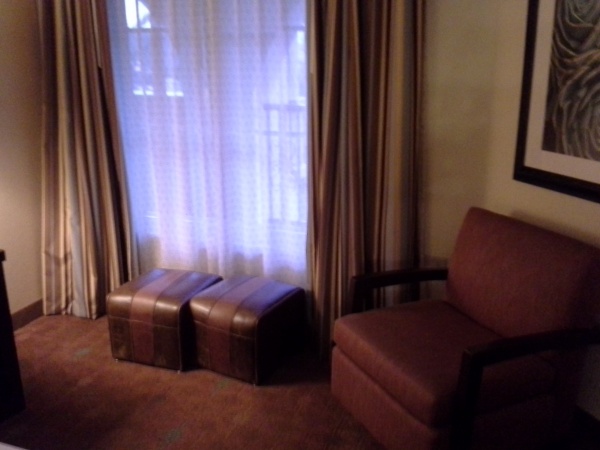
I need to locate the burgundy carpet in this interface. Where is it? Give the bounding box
[0,316,382,450]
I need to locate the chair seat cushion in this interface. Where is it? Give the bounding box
[333,301,556,427]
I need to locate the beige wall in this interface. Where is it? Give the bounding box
[422,0,600,419]
[0,0,43,314]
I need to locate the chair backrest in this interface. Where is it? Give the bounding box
[446,207,600,337]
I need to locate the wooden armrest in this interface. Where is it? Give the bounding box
[451,326,600,449]
[350,267,448,312]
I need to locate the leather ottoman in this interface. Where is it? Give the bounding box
[189,276,306,384]
[107,268,222,371]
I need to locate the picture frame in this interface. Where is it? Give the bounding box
[514,0,600,204]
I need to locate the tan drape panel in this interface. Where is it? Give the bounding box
[38,0,135,318]
[308,0,424,353]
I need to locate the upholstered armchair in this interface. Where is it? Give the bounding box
[331,207,600,450]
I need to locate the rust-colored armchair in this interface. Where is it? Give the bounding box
[331,207,600,450]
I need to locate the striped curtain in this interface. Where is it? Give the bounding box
[37,0,426,342]
[308,0,425,353]
[38,0,135,318]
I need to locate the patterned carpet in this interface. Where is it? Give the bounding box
[0,316,382,450]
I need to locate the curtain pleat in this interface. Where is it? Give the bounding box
[38,0,134,319]
[308,0,424,353]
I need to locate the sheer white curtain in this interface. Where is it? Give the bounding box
[107,0,307,286]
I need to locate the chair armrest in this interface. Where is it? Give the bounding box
[450,326,600,449]
[350,267,448,312]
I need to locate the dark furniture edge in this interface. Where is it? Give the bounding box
[0,249,26,420]
[573,407,600,443]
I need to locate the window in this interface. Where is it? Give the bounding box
[107,0,307,286]
[124,0,183,96]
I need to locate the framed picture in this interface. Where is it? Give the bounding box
[514,0,600,203]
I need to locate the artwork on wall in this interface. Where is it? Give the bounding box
[514,0,600,203]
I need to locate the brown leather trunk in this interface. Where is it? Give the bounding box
[107,268,222,371]
[190,276,306,384]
